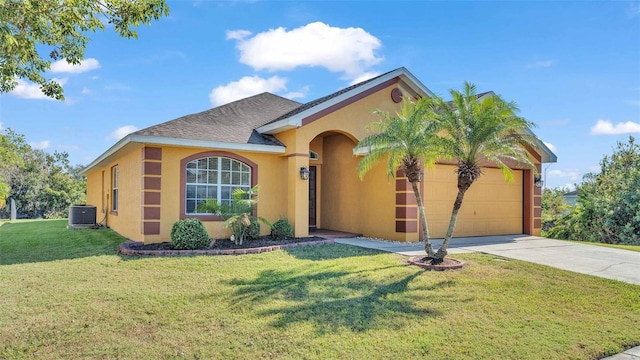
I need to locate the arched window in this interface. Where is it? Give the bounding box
[185,156,251,214]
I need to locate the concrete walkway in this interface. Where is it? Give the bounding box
[335,235,640,285]
[335,235,640,359]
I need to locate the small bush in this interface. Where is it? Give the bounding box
[170,218,210,250]
[271,218,293,239]
[44,210,67,219]
[246,217,260,240]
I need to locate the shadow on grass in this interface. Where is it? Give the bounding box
[0,220,123,265]
[226,266,456,333]
[284,243,386,261]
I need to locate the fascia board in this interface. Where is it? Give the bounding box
[528,130,557,163]
[80,136,132,175]
[81,134,285,175]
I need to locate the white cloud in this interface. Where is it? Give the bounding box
[548,168,582,181]
[526,60,553,68]
[50,58,101,74]
[283,90,306,100]
[228,22,383,80]
[81,87,92,95]
[9,78,68,100]
[226,29,252,40]
[58,144,80,151]
[30,140,50,150]
[209,75,288,106]
[109,125,138,140]
[590,119,640,135]
[543,141,557,153]
[349,71,381,85]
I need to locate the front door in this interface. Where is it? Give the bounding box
[309,166,317,228]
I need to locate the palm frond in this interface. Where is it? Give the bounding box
[436,83,540,176]
[355,97,442,180]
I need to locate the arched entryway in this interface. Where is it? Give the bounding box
[308,131,361,234]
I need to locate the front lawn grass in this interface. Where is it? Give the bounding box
[1,220,639,359]
[567,240,640,253]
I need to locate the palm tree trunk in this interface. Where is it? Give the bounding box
[411,181,436,258]
[434,187,469,260]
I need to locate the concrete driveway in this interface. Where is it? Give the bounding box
[335,235,640,286]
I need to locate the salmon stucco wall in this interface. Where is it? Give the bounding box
[153,146,288,243]
[87,145,289,244]
[319,134,403,240]
[274,81,420,241]
[85,144,143,241]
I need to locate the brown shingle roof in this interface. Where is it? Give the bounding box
[134,93,302,146]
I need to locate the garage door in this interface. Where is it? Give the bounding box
[424,164,523,238]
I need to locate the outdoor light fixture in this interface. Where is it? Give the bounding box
[534,175,544,188]
[300,167,310,180]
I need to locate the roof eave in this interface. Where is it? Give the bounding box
[254,119,299,135]
[81,134,286,175]
[524,127,557,163]
[256,67,435,135]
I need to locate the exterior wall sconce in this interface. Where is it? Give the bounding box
[534,175,544,188]
[300,167,310,180]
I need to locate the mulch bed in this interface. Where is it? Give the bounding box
[121,236,332,256]
[408,256,466,271]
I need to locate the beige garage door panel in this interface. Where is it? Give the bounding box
[424,165,523,238]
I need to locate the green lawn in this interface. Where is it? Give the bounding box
[568,240,640,253]
[1,220,639,359]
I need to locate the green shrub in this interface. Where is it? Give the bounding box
[197,186,270,245]
[170,218,210,250]
[271,218,293,239]
[246,217,260,240]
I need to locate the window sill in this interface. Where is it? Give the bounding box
[110,211,118,216]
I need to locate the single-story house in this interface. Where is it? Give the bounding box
[82,67,557,244]
[563,190,579,206]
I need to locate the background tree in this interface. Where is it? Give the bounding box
[0,129,85,218]
[1,0,169,100]
[548,137,640,244]
[0,129,28,207]
[432,83,538,261]
[541,187,571,234]
[355,98,441,258]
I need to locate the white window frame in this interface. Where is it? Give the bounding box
[111,165,119,212]
[185,157,251,215]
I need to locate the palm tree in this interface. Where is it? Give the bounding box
[355,97,441,258]
[432,82,539,260]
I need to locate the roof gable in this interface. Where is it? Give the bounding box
[256,67,435,134]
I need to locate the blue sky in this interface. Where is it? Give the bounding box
[1,1,639,189]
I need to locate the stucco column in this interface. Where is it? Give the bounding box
[287,154,309,237]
